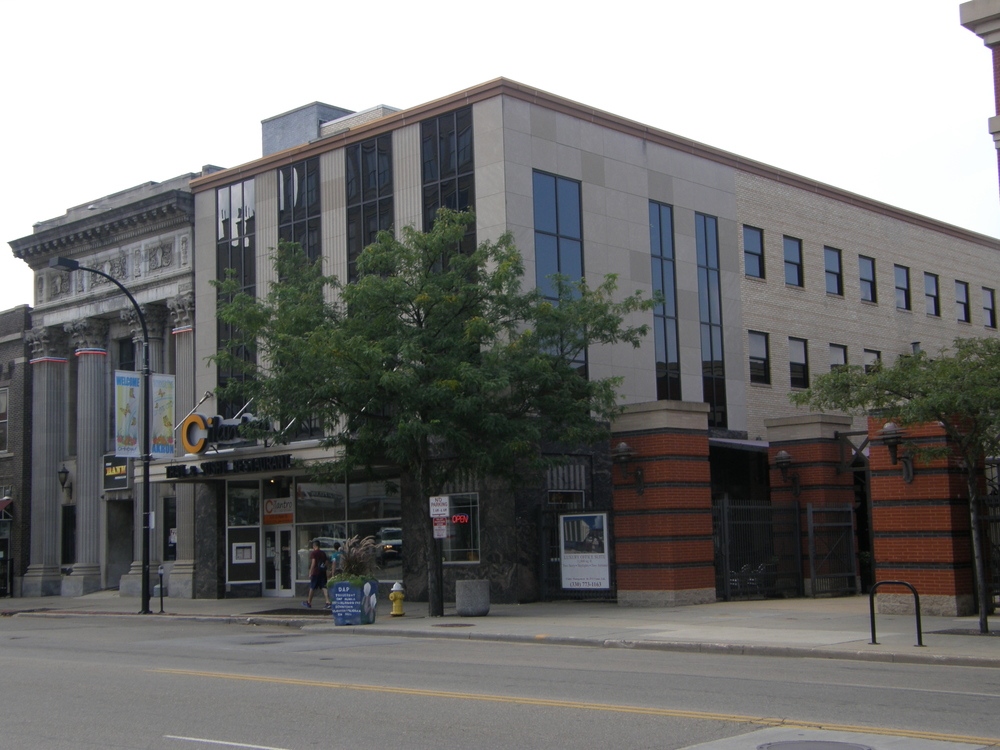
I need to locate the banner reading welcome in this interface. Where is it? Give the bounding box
[114,370,141,458]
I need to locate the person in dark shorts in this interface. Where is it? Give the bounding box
[303,539,331,609]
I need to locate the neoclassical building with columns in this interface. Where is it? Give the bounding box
[9,170,216,598]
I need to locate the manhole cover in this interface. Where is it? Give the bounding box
[757,743,874,750]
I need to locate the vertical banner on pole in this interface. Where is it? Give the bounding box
[151,374,175,457]
[114,370,141,458]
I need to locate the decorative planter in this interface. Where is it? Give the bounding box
[330,579,379,625]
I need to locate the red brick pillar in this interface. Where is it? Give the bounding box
[765,414,857,595]
[868,417,975,616]
[611,401,714,607]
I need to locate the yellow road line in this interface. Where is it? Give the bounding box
[151,668,1000,747]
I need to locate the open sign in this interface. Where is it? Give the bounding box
[451,513,470,524]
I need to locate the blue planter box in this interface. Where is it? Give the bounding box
[331,579,378,625]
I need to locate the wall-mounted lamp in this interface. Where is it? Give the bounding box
[613,441,645,495]
[57,465,73,499]
[773,450,800,496]
[878,422,914,482]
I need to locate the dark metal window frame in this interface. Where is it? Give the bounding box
[956,280,970,323]
[788,337,809,389]
[743,225,765,279]
[925,272,940,317]
[824,246,843,296]
[829,343,847,371]
[894,264,911,310]
[783,236,803,287]
[985,287,997,329]
[859,255,876,303]
[650,201,681,400]
[278,157,322,262]
[421,107,475,253]
[748,330,770,385]
[697,213,727,427]
[346,135,394,282]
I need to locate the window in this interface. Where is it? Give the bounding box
[0,387,7,452]
[163,496,177,561]
[859,255,876,302]
[748,331,770,385]
[863,348,881,373]
[698,213,727,427]
[534,171,586,376]
[824,246,843,296]
[829,344,847,370]
[956,280,970,323]
[985,287,997,329]
[278,157,321,261]
[422,107,475,252]
[216,179,256,417]
[783,236,803,287]
[118,339,136,372]
[650,202,681,400]
[925,273,940,316]
[789,338,809,389]
[743,225,764,279]
[894,265,910,310]
[346,136,393,282]
[442,493,480,563]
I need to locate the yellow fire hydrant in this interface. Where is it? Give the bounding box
[389,581,406,617]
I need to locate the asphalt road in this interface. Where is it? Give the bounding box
[1,616,997,749]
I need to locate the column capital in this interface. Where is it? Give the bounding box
[167,291,195,330]
[121,303,168,342]
[26,326,68,360]
[65,318,108,351]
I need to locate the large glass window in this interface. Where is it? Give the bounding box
[824,246,843,296]
[783,236,803,287]
[422,107,475,252]
[863,348,881,373]
[346,136,393,282]
[789,337,809,389]
[216,179,256,418]
[278,157,321,262]
[859,255,877,303]
[748,331,770,385]
[442,493,480,563]
[925,273,940,317]
[956,280,970,323]
[697,213,726,427]
[0,388,7,452]
[894,265,910,310]
[985,287,997,329]
[650,202,681,400]
[743,225,764,279]
[226,482,261,584]
[534,170,586,377]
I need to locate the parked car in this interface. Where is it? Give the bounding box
[376,527,402,564]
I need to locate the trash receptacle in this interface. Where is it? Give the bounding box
[455,579,490,617]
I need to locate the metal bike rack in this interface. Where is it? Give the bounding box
[869,579,923,647]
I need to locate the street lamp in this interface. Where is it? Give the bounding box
[49,257,153,614]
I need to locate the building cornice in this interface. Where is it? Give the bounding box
[189,78,1000,252]
[10,191,195,268]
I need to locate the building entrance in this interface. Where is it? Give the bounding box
[263,526,293,597]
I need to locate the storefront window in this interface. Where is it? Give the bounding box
[227,482,260,526]
[443,493,480,563]
[227,482,260,584]
[163,496,176,561]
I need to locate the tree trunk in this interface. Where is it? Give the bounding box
[967,470,990,634]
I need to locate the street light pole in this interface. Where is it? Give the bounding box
[49,257,152,614]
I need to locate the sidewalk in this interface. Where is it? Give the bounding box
[2,591,998,668]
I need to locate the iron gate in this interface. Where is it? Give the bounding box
[713,499,803,600]
[984,459,999,608]
[806,503,858,596]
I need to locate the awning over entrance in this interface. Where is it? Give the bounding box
[708,437,769,453]
[0,498,12,519]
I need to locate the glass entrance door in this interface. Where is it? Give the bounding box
[263,526,293,597]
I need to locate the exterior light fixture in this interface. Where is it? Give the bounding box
[773,449,800,497]
[57,465,72,499]
[613,441,645,495]
[50,256,153,613]
[879,421,913,482]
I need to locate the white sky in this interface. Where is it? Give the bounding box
[2,0,998,310]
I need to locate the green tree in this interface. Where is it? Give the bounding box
[213,209,654,615]
[790,338,1000,633]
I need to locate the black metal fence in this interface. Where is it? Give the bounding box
[806,504,858,596]
[713,499,803,600]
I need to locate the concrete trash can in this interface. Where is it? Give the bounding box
[455,579,490,617]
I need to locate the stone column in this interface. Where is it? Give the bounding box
[611,400,716,607]
[118,304,167,598]
[22,327,69,597]
[62,319,108,596]
[166,291,197,597]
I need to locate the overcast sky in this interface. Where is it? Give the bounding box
[2,0,997,310]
